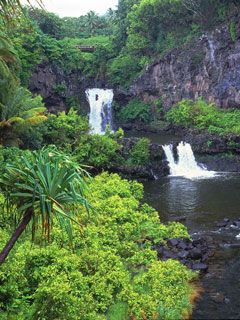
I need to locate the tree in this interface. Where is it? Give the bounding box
[0,87,47,145]
[28,8,64,39]
[85,11,101,36]
[0,147,90,264]
[0,0,43,22]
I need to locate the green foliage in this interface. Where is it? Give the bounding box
[166,98,240,135]
[53,83,67,95]
[42,109,89,148]
[108,53,143,86]
[28,7,64,39]
[207,140,213,147]
[75,134,122,168]
[10,23,43,85]
[118,98,152,123]
[0,147,90,243]
[19,109,89,150]
[0,172,194,319]
[0,85,47,146]
[229,21,238,42]
[0,147,31,176]
[108,0,239,86]
[28,7,114,39]
[129,138,150,166]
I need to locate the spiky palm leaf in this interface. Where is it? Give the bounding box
[0,147,90,242]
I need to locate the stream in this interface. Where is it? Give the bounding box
[143,175,240,319]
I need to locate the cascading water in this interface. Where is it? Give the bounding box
[207,37,217,66]
[162,142,215,179]
[85,88,114,134]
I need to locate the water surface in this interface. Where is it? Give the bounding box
[143,175,240,319]
[124,130,180,145]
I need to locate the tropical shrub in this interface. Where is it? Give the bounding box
[118,98,152,124]
[0,147,89,264]
[166,98,240,135]
[129,138,150,166]
[41,109,89,148]
[0,172,195,320]
[75,134,122,168]
[0,86,47,146]
[107,54,144,87]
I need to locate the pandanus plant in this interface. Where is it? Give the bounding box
[0,147,90,264]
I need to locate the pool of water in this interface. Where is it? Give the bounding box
[143,174,240,319]
[124,130,181,145]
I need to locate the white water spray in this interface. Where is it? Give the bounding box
[86,88,114,134]
[208,37,216,66]
[162,142,215,179]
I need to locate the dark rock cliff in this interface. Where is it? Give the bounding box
[131,21,240,110]
[29,20,240,114]
[29,62,105,114]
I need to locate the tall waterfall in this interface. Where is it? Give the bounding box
[86,88,114,134]
[162,142,215,179]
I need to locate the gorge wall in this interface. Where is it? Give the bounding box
[29,19,240,114]
[130,21,240,110]
[29,62,98,114]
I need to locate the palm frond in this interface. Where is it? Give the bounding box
[0,147,91,242]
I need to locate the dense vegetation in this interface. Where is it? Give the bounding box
[166,98,240,135]
[2,0,239,89]
[0,163,196,319]
[108,0,239,86]
[2,1,240,319]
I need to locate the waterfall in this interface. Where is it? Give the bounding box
[85,88,114,134]
[207,37,216,65]
[162,142,215,179]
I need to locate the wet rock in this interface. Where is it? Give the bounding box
[178,241,188,250]
[154,236,213,272]
[178,250,189,259]
[190,248,203,260]
[210,292,225,303]
[233,221,240,227]
[167,238,179,247]
[192,239,203,247]
[131,25,240,111]
[224,297,230,304]
[169,216,187,223]
[163,250,176,259]
[192,263,208,272]
[217,221,228,228]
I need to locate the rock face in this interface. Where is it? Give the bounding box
[29,62,103,114]
[154,236,215,272]
[131,21,240,110]
[109,137,169,179]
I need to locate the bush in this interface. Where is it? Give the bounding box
[0,172,195,320]
[118,98,152,124]
[19,109,89,150]
[129,138,150,166]
[107,54,143,87]
[75,134,122,168]
[166,98,240,136]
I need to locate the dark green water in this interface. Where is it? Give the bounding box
[124,130,180,144]
[143,175,240,319]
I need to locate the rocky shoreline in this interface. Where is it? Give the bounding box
[154,236,215,272]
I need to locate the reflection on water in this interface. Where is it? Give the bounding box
[143,174,240,232]
[165,178,199,216]
[143,174,240,320]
